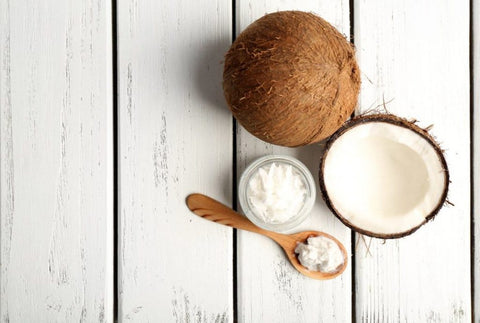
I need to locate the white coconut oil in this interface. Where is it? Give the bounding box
[246,162,307,224]
[295,235,344,272]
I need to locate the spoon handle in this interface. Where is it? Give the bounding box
[186,193,276,237]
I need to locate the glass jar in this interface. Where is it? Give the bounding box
[238,155,316,232]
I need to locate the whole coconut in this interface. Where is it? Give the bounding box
[223,11,360,147]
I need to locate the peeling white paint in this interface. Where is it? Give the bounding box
[0,0,113,321]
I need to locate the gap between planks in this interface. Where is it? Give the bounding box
[111,0,120,321]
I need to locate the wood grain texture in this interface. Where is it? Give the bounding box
[117,0,233,321]
[0,0,113,322]
[354,0,471,321]
[473,0,479,319]
[236,1,352,322]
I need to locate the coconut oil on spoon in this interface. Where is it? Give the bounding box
[186,193,348,280]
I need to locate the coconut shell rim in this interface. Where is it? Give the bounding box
[318,114,450,239]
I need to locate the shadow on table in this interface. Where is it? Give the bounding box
[193,36,231,114]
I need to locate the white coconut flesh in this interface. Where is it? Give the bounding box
[323,121,446,236]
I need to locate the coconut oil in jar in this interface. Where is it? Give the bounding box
[247,162,306,223]
[238,155,316,232]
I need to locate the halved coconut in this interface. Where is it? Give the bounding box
[319,114,449,238]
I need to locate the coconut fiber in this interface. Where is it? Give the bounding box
[223,11,361,147]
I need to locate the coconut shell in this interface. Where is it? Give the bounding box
[223,11,360,147]
[319,114,450,239]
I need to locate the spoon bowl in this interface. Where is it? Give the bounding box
[186,193,348,280]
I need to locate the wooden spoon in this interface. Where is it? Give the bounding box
[186,193,348,280]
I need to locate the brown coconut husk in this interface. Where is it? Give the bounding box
[223,11,360,147]
[318,114,450,239]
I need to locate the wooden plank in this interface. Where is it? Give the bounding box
[354,0,471,321]
[473,0,479,318]
[0,0,113,322]
[235,2,352,322]
[117,0,233,321]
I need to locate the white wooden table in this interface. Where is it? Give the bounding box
[1,0,479,322]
